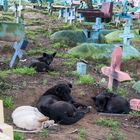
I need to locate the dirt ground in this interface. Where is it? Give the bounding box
[0,7,140,140]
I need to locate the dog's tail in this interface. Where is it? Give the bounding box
[14,128,41,133]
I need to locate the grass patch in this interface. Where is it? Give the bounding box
[48,71,60,76]
[12,67,37,76]
[106,129,126,140]
[28,45,55,56]
[63,60,77,69]
[95,63,106,70]
[117,87,127,97]
[0,96,14,109]
[53,42,68,49]
[0,67,36,78]
[129,111,140,117]
[0,70,11,78]
[64,71,80,77]
[77,75,95,85]
[56,53,76,59]
[39,129,49,138]
[75,128,87,140]
[43,79,48,85]
[25,30,37,41]
[0,78,12,92]
[14,132,24,140]
[96,117,119,129]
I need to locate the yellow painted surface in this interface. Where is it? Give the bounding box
[0,123,13,140]
[0,100,4,123]
[0,132,12,140]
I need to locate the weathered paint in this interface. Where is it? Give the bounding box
[0,22,24,42]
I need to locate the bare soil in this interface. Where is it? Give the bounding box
[0,8,140,140]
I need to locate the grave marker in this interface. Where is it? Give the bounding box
[92,18,104,42]
[101,46,131,90]
[119,21,140,58]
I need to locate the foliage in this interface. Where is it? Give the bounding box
[95,63,106,70]
[0,70,11,78]
[64,71,80,78]
[106,129,126,140]
[39,129,49,138]
[0,78,12,92]
[12,67,37,76]
[28,45,55,56]
[14,132,24,140]
[117,87,127,97]
[75,128,87,140]
[96,117,118,129]
[0,96,14,109]
[77,75,95,85]
[63,60,77,69]
[48,71,60,77]
[53,42,68,49]
[129,111,140,117]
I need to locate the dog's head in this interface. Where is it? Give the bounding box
[55,83,73,102]
[37,52,56,65]
[92,92,114,112]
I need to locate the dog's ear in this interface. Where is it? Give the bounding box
[68,83,72,88]
[52,52,57,57]
[43,53,47,57]
[91,97,96,101]
[38,116,49,122]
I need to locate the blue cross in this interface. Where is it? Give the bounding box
[92,18,104,42]
[10,38,28,68]
[119,24,134,47]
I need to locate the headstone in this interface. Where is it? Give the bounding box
[101,46,131,90]
[77,62,87,75]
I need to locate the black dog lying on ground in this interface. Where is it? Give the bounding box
[92,92,130,114]
[37,82,90,125]
[29,52,56,72]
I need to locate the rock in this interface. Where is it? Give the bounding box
[68,43,114,59]
[50,30,87,46]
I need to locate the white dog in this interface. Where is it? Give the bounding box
[12,106,56,132]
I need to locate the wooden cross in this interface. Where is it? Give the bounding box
[101,46,131,90]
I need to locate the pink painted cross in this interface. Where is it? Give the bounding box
[101,46,132,90]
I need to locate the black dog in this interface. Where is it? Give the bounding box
[37,82,90,125]
[29,52,56,72]
[92,92,130,114]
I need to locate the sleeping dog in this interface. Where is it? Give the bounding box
[29,52,56,72]
[37,82,90,125]
[92,92,130,114]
